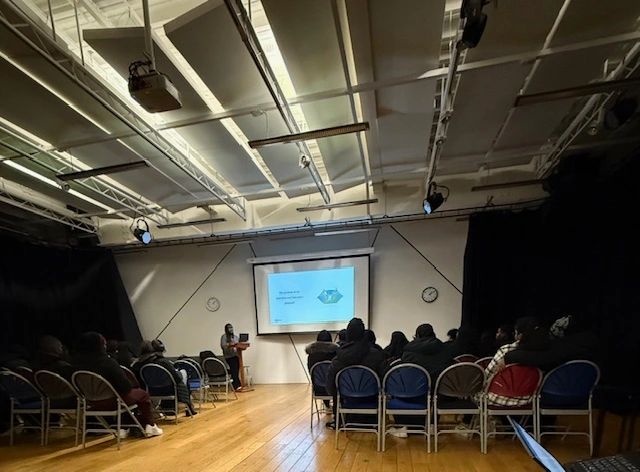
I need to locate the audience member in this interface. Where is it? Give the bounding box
[0,345,31,371]
[132,340,197,416]
[116,341,136,367]
[382,331,409,362]
[445,328,459,344]
[33,335,74,380]
[325,318,385,428]
[305,330,338,371]
[401,324,452,380]
[335,329,347,347]
[478,330,498,358]
[495,324,515,347]
[74,332,163,437]
[505,315,599,370]
[365,329,383,351]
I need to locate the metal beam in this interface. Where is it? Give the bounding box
[54,29,640,152]
[248,122,369,148]
[0,0,247,220]
[223,0,330,204]
[515,77,640,107]
[0,187,96,233]
[56,160,149,181]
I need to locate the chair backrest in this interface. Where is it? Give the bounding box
[310,361,331,390]
[140,364,175,393]
[202,357,227,378]
[121,365,140,388]
[174,360,202,382]
[0,371,42,403]
[181,358,206,378]
[435,362,485,399]
[454,354,479,363]
[539,360,600,407]
[486,364,543,398]
[34,370,79,400]
[14,366,35,383]
[383,363,431,400]
[336,365,380,398]
[475,356,493,369]
[72,371,119,402]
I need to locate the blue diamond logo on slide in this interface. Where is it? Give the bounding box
[317,289,343,304]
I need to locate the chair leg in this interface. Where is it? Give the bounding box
[381,398,386,452]
[479,408,484,454]
[427,404,431,454]
[44,398,50,446]
[9,401,14,446]
[589,403,594,457]
[117,402,121,450]
[335,407,340,450]
[82,406,87,448]
[75,400,81,447]
[40,401,45,446]
[434,401,438,453]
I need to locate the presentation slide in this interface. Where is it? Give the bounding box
[253,255,369,334]
[268,267,355,325]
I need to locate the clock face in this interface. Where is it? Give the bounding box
[206,297,221,312]
[422,287,438,303]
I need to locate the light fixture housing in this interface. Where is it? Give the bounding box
[248,122,369,149]
[132,218,152,244]
[423,182,448,214]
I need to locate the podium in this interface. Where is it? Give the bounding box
[235,342,253,392]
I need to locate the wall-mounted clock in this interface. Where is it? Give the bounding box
[422,287,438,303]
[206,296,221,312]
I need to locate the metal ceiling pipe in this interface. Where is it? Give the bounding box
[223,0,331,204]
[141,0,156,69]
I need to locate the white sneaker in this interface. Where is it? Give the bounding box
[118,428,129,439]
[388,426,408,438]
[145,424,163,437]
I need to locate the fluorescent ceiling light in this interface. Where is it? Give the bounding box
[56,161,149,181]
[297,198,378,212]
[157,217,227,229]
[248,122,369,148]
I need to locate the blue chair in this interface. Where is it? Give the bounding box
[0,371,45,446]
[335,365,382,451]
[309,361,332,430]
[174,359,212,411]
[382,363,431,452]
[536,360,600,455]
[434,362,485,452]
[140,364,185,423]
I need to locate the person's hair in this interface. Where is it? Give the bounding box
[139,340,155,356]
[415,323,434,339]
[514,317,541,346]
[384,331,409,358]
[346,318,365,342]
[447,328,459,340]
[151,339,165,353]
[106,339,118,354]
[336,329,347,343]
[365,329,376,344]
[316,330,332,342]
[38,335,65,360]
[76,332,106,355]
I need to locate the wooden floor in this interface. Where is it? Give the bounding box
[0,384,632,472]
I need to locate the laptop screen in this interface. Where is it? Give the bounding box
[239,333,249,343]
[508,417,566,472]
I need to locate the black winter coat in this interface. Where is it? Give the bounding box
[326,340,385,395]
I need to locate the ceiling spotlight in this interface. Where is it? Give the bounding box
[131,218,152,244]
[423,182,449,214]
[587,108,604,136]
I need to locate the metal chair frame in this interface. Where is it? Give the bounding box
[309,361,333,430]
[140,364,185,424]
[174,359,211,411]
[34,370,83,446]
[202,357,237,402]
[0,371,45,446]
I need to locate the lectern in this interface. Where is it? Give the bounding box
[235,342,253,391]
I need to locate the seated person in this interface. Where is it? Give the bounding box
[132,340,197,416]
[335,329,347,347]
[445,328,458,344]
[74,332,163,437]
[326,318,385,428]
[496,324,515,348]
[505,314,599,370]
[483,317,547,407]
[401,324,452,380]
[365,329,383,351]
[382,331,409,363]
[305,330,338,371]
[33,335,74,381]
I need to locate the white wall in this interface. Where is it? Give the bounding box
[115,218,468,384]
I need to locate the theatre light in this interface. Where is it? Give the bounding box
[132,218,152,244]
[423,182,449,214]
[248,122,369,149]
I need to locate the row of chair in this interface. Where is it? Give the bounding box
[310,360,600,454]
[0,356,237,449]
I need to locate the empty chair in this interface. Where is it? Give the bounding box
[140,364,185,423]
[72,371,145,450]
[433,362,485,452]
[475,357,493,369]
[0,371,45,446]
[454,354,479,363]
[174,359,210,411]
[382,363,431,452]
[537,360,600,455]
[310,361,332,430]
[335,365,382,451]
[202,357,237,401]
[482,364,543,453]
[34,370,82,445]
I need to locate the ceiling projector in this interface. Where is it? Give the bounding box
[128,61,182,113]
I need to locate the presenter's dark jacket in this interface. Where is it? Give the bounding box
[325,340,385,396]
[305,341,338,371]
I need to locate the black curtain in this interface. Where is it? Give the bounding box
[0,235,141,354]
[461,154,640,387]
